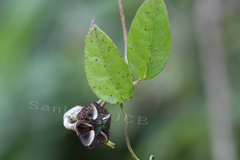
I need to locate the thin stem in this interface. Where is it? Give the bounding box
[97,99,103,104]
[120,103,139,160]
[133,78,142,85]
[118,0,128,64]
[100,101,107,107]
[97,99,107,107]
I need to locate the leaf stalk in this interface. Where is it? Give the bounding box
[133,78,142,85]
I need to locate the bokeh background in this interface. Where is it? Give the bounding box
[0,0,239,160]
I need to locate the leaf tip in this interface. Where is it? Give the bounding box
[91,17,96,26]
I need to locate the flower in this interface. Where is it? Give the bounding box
[63,102,115,149]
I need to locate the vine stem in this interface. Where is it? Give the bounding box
[118,0,128,64]
[120,103,139,160]
[118,1,152,159]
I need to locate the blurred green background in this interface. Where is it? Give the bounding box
[0,0,239,160]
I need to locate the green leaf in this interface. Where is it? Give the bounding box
[127,0,171,80]
[84,18,133,104]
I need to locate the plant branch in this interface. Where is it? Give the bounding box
[120,103,139,160]
[118,0,128,64]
